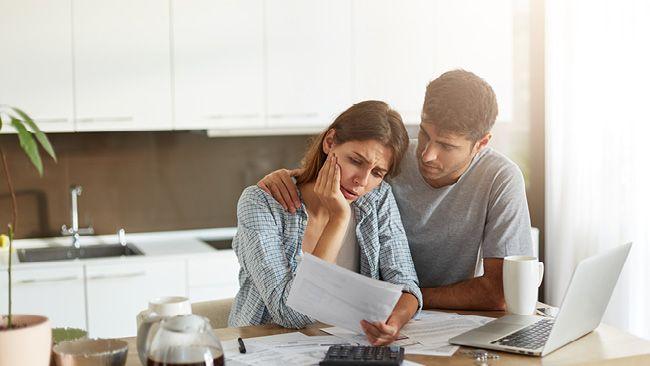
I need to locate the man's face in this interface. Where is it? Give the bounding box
[416,122,488,187]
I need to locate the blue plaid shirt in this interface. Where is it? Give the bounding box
[228,181,422,328]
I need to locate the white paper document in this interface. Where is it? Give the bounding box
[222,312,492,364]
[287,253,403,333]
[322,310,495,357]
[401,311,494,356]
[223,332,351,366]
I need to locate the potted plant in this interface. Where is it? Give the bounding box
[0,105,57,366]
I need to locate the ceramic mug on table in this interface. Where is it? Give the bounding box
[503,256,544,315]
[136,296,192,365]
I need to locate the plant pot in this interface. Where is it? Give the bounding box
[0,315,51,366]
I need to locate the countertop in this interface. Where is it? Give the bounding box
[0,227,237,270]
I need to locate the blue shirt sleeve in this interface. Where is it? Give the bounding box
[233,187,314,328]
[375,183,424,312]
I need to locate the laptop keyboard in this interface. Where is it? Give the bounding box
[491,318,554,350]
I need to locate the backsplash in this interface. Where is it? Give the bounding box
[0,131,312,239]
[0,124,536,240]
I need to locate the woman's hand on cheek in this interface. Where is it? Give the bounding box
[314,153,350,219]
[360,319,399,346]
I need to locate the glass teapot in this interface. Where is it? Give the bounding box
[145,314,224,366]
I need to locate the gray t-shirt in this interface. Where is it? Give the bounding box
[390,142,533,288]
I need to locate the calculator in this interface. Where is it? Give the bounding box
[319,345,405,365]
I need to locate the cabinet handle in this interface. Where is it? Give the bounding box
[204,114,260,120]
[75,116,133,123]
[15,275,80,285]
[35,118,69,123]
[268,113,318,119]
[88,271,146,280]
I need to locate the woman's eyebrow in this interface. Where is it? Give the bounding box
[353,152,387,173]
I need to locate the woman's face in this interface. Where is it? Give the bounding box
[323,134,393,202]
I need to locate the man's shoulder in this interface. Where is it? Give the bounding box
[472,148,525,184]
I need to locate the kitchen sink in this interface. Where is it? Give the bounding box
[200,238,233,250]
[17,243,143,263]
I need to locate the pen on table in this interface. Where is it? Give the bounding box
[237,337,247,354]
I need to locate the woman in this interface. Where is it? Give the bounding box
[228,101,421,345]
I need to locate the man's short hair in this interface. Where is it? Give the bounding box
[421,69,498,142]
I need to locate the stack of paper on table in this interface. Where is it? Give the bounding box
[230,252,492,363]
[221,312,493,364]
[222,332,424,365]
[222,332,349,366]
[322,311,494,357]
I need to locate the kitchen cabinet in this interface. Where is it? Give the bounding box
[187,250,240,302]
[432,0,514,122]
[0,265,86,329]
[2,0,516,133]
[72,0,172,131]
[172,0,265,131]
[0,0,75,132]
[352,0,514,124]
[352,0,437,125]
[2,230,239,338]
[85,259,185,338]
[264,0,352,129]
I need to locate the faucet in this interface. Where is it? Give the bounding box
[61,185,94,248]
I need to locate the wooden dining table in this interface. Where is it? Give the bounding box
[122,308,650,366]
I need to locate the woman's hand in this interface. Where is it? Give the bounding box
[360,292,419,345]
[360,319,400,346]
[314,153,350,219]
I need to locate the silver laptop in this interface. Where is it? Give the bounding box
[450,242,632,357]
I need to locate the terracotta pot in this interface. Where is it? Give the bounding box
[0,315,51,366]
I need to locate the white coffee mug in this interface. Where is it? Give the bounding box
[136,296,192,329]
[503,256,544,315]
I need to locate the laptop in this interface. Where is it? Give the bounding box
[449,242,632,357]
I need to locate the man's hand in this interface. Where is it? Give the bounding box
[257,168,302,213]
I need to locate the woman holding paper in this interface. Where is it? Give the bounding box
[228,101,422,345]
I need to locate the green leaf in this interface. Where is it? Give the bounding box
[11,107,57,162]
[11,118,43,176]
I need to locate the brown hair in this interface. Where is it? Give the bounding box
[296,100,409,185]
[422,69,498,142]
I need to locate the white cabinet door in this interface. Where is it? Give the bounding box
[85,259,185,338]
[265,0,352,129]
[0,0,74,132]
[0,266,85,329]
[187,251,240,302]
[433,0,514,123]
[72,0,172,131]
[352,0,437,125]
[172,0,264,131]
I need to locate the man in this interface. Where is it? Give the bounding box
[258,70,533,310]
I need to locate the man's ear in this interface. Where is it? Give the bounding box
[322,129,336,154]
[474,133,492,152]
